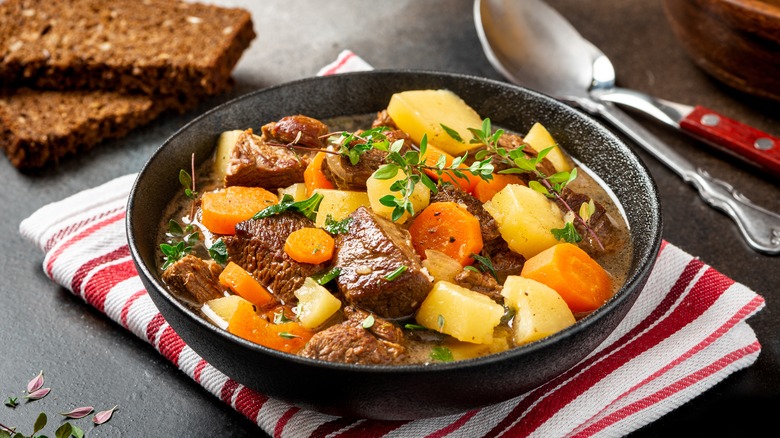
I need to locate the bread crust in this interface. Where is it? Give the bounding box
[0,0,256,97]
[0,0,256,169]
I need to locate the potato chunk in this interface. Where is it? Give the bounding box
[366,169,430,224]
[278,183,308,202]
[523,122,573,173]
[416,281,504,344]
[483,184,564,259]
[502,276,575,345]
[387,89,483,157]
[203,295,250,330]
[313,188,371,229]
[294,277,342,329]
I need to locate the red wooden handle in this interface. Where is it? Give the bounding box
[679,105,780,177]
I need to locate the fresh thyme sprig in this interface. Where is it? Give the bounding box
[160,219,199,270]
[463,119,604,250]
[373,134,493,222]
[262,118,602,249]
[179,153,199,220]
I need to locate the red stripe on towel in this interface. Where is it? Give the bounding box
[45,211,125,278]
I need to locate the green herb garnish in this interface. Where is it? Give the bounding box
[373,135,493,223]
[335,126,391,165]
[384,265,408,281]
[470,253,498,281]
[551,221,583,244]
[278,332,300,339]
[430,346,454,362]
[361,314,375,329]
[179,169,197,200]
[208,238,228,264]
[404,323,428,330]
[310,267,342,285]
[323,215,353,234]
[160,219,199,270]
[253,193,324,222]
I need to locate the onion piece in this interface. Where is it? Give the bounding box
[422,250,463,283]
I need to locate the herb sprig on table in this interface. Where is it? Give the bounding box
[1,371,117,438]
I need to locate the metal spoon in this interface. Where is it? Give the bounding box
[474,0,780,255]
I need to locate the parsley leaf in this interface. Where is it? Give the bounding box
[310,267,341,285]
[253,193,324,222]
[430,346,454,362]
[323,215,353,234]
[551,222,582,243]
[208,238,228,265]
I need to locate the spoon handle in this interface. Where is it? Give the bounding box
[592,100,780,255]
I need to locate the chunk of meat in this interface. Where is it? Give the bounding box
[225,212,329,303]
[486,240,526,284]
[224,129,310,189]
[343,306,404,345]
[333,206,433,319]
[323,147,388,191]
[300,306,405,365]
[261,115,329,149]
[161,255,225,304]
[372,109,398,129]
[453,269,503,304]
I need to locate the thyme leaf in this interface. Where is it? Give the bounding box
[440,123,464,143]
[470,253,498,281]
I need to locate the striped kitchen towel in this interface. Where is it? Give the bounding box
[19,51,765,437]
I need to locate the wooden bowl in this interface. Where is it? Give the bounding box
[663,0,780,101]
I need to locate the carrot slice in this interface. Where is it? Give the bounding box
[520,243,613,314]
[421,144,478,193]
[218,261,275,308]
[304,151,335,197]
[228,301,313,354]
[284,227,335,264]
[201,186,278,235]
[472,174,525,203]
[408,201,483,266]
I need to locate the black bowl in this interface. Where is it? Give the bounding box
[127,70,662,420]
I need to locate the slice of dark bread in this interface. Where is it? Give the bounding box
[0,88,167,168]
[0,0,256,169]
[0,0,255,97]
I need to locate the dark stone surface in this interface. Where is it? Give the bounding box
[1,0,777,436]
